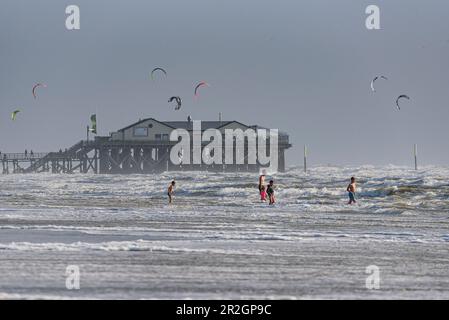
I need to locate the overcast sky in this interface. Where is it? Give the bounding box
[1,0,449,166]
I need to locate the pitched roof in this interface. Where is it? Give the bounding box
[116,118,288,136]
[117,118,175,132]
[163,121,235,131]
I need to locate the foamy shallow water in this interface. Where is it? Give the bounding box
[0,166,448,299]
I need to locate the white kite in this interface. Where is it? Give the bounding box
[370,76,388,92]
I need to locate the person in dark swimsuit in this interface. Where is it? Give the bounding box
[266,180,275,205]
[347,177,356,205]
[168,181,175,204]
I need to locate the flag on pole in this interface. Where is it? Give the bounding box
[90,114,97,134]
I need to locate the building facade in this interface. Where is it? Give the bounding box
[100,118,291,173]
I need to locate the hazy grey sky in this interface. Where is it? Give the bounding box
[1,0,449,166]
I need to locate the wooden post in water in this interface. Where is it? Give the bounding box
[414,144,418,171]
[303,145,307,173]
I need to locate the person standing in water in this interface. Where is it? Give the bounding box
[260,185,267,202]
[346,177,357,205]
[167,181,176,204]
[258,172,266,193]
[266,180,275,205]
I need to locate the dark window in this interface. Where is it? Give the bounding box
[155,134,162,140]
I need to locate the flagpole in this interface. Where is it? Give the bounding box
[96,106,99,136]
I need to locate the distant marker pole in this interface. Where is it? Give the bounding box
[414,144,418,170]
[96,106,99,136]
[304,145,307,173]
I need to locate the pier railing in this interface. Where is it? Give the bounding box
[1,153,49,160]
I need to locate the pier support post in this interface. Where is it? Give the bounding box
[414,144,418,171]
[304,145,307,173]
[278,148,285,172]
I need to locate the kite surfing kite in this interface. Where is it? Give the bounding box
[151,68,167,80]
[370,76,388,92]
[194,81,210,98]
[32,83,47,99]
[168,96,182,110]
[395,95,410,110]
[11,110,21,121]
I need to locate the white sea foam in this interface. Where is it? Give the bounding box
[0,240,266,255]
[1,166,448,299]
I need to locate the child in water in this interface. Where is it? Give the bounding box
[346,177,356,205]
[168,180,176,204]
[266,180,275,205]
[260,185,267,202]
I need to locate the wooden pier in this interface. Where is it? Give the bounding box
[1,137,290,174]
[1,141,98,174]
[1,118,291,174]
[1,139,172,174]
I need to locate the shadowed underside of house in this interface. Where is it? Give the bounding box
[1,118,291,174]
